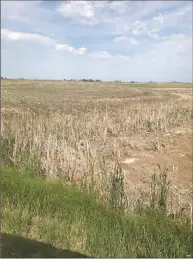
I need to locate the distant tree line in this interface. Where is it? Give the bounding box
[2,77,188,84]
[64,79,102,82]
[115,80,122,83]
[172,81,182,83]
[1,77,26,80]
[80,79,102,82]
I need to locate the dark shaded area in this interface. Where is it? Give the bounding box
[1,233,90,258]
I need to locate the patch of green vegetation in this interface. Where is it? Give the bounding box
[1,166,192,258]
[134,84,151,88]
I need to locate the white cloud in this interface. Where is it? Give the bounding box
[92,1,109,9]
[123,3,192,39]
[153,13,164,24]
[1,29,55,47]
[57,1,97,25]
[130,33,192,72]
[110,1,129,14]
[55,44,87,55]
[1,1,43,22]
[88,51,111,59]
[117,55,130,61]
[2,36,191,82]
[114,36,139,44]
[153,34,192,58]
[1,29,87,56]
[125,20,161,39]
[1,1,192,82]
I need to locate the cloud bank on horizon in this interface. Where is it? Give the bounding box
[1,1,192,82]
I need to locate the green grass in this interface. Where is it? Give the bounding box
[1,166,192,258]
[133,83,192,88]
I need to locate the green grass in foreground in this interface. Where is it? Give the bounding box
[1,166,192,258]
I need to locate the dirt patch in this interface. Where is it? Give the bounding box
[120,131,192,207]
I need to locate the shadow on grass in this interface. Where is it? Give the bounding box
[1,233,90,258]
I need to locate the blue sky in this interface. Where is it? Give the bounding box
[1,1,192,82]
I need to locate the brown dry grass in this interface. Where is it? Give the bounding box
[1,79,192,214]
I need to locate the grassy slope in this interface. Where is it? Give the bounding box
[1,166,192,258]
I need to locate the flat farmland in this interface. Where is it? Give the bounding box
[2,79,192,212]
[1,79,193,257]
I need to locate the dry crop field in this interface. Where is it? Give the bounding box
[1,79,192,214]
